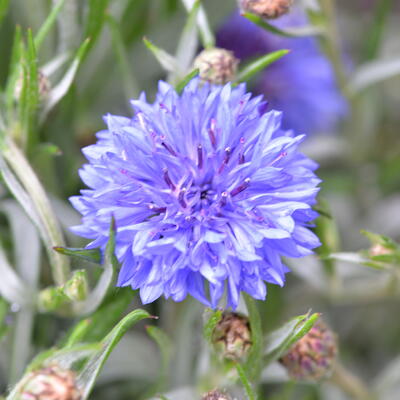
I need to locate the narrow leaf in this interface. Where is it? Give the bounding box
[264,312,320,366]
[203,309,222,343]
[72,218,117,316]
[53,246,102,264]
[0,0,10,27]
[236,50,289,83]
[173,0,199,79]
[146,326,172,395]
[84,0,111,54]
[0,298,9,342]
[243,12,324,38]
[5,25,23,110]
[0,243,34,306]
[34,0,66,50]
[42,38,91,118]
[175,69,199,94]
[362,0,394,61]
[348,57,400,94]
[180,0,215,47]
[21,30,39,148]
[244,294,263,381]
[143,38,181,74]
[76,309,151,399]
[327,252,370,264]
[107,14,139,101]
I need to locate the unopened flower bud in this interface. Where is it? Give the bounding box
[20,364,81,400]
[63,270,88,302]
[240,0,293,19]
[369,244,392,257]
[38,287,69,312]
[15,70,51,102]
[212,312,251,360]
[201,389,231,400]
[280,320,337,382]
[193,48,238,85]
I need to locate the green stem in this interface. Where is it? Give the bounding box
[318,0,347,93]
[330,362,374,400]
[3,138,70,285]
[235,363,257,400]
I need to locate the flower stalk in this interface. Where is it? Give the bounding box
[2,137,70,286]
[330,362,374,400]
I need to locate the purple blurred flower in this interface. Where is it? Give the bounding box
[217,10,347,134]
[70,78,321,309]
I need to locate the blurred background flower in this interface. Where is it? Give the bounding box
[217,8,348,134]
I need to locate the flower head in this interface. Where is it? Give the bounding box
[194,47,239,85]
[217,10,347,134]
[212,311,252,360]
[280,319,338,381]
[202,389,231,400]
[20,364,80,400]
[71,78,320,309]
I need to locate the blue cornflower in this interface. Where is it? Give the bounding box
[70,78,321,309]
[217,10,347,134]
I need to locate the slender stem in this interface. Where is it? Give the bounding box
[330,362,374,400]
[235,363,257,400]
[10,308,34,384]
[3,138,70,285]
[318,0,347,93]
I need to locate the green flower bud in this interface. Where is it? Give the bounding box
[38,287,69,312]
[201,389,231,400]
[240,0,293,19]
[280,320,338,382]
[20,364,81,400]
[193,48,238,85]
[63,270,88,302]
[212,312,252,360]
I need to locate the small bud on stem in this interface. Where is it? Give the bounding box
[20,364,81,400]
[194,48,239,85]
[280,319,338,382]
[240,0,294,19]
[201,389,231,400]
[212,311,252,360]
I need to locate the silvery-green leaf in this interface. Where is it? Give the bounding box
[348,57,400,94]
[143,38,181,74]
[328,252,371,264]
[180,0,214,48]
[76,309,151,399]
[1,200,41,383]
[170,0,199,83]
[373,354,400,399]
[0,244,32,306]
[145,326,173,396]
[41,38,90,119]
